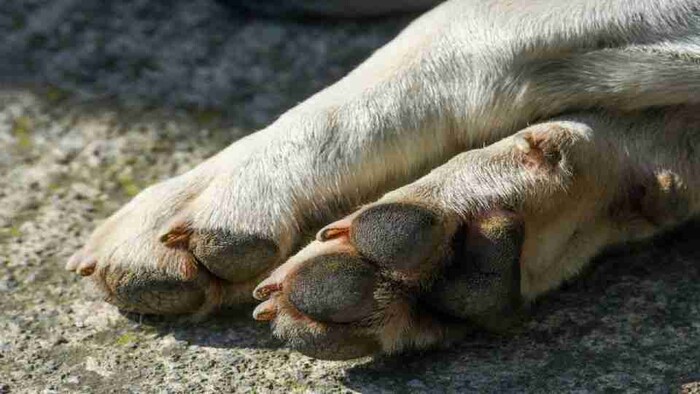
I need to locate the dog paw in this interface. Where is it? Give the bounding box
[66,158,287,315]
[252,202,524,359]
[252,117,661,359]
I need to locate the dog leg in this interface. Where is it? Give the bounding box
[254,107,700,359]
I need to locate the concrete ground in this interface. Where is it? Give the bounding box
[0,1,698,392]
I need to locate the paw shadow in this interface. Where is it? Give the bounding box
[118,305,282,350]
[342,219,700,392]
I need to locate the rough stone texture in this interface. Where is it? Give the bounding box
[0,1,698,392]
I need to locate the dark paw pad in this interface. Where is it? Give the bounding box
[105,270,206,315]
[190,231,278,282]
[351,203,444,271]
[426,211,524,326]
[288,254,377,323]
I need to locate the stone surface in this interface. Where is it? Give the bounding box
[0,0,698,392]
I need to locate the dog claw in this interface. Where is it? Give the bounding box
[253,299,277,321]
[315,212,361,242]
[77,258,97,276]
[253,281,281,301]
[66,250,97,277]
[65,254,80,271]
[159,221,193,249]
[316,227,348,242]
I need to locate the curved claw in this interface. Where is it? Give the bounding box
[253,281,281,301]
[253,299,277,321]
[66,249,98,277]
[315,211,362,242]
[77,256,97,276]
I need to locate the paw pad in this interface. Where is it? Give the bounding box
[289,254,377,323]
[351,203,445,272]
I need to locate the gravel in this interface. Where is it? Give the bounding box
[0,0,698,392]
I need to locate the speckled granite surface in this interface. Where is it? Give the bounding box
[0,1,698,392]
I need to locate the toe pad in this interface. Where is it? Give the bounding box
[288,254,377,323]
[351,203,444,271]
